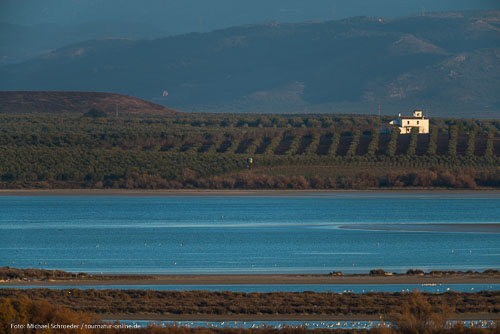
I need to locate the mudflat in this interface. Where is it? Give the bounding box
[1,189,499,197]
[3,273,500,286]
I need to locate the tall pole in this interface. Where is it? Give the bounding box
[378,103,381,130]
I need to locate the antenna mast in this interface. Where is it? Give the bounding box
[378,103,381,127]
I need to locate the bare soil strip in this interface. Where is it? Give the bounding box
[3,273,500,286]
[1,189,499,197]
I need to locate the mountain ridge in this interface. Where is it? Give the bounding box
[1,10,499,117]
[0,21,168,66]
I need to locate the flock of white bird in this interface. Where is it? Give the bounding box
[125,320,495,330]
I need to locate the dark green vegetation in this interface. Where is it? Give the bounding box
[2,11,499,117]
[0,267,85,281]
[0,267,149,281]
[0,113,499,190]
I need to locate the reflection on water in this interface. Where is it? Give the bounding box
[339,223,500,233]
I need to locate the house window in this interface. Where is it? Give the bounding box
[417,121,419,125]
[407,121,410,124]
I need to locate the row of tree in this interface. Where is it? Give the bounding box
[0,114,498,189]
[1,130,498,157]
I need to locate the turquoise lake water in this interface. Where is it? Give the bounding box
[1,192,499,274]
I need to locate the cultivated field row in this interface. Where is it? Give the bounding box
[167,131,500,158]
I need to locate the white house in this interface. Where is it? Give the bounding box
[389,110,429,134]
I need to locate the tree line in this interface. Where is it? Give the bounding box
[0,114,498,189]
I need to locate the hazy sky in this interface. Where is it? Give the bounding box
[2,0,499,33]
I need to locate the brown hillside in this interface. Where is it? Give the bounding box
[0,91,180,114]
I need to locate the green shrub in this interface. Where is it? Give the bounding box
[367,130,379,156]
[328,132,340,156]
[346,130,361,157]
[387,128,400,157]
[407,127,419,157]
[448,123,458,157]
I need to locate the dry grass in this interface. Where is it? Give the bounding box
[1,289,499,317]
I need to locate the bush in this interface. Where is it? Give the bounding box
[286,136,301,155]
[387,292,452,333]
[0,297,98,334]
[264,133,283,155]
[346,130,361,157]
[369,269,386,275]
[465,129,477,157]
[407,127,419,157]
[328,132,340,156]
[427,126,438,155]
[367,130,379,156]
[387,128,400,157]
[448,123,458,157]
[245,137,262,155]
[406,269,425,275]
[83,108,107,118]
[304,133,320,155]
[485,127,496,157]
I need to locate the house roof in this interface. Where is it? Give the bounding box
[399,116,428,120]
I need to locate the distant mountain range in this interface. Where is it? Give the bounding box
[0,21,168,66]
[0,91,179,114]
[1,10,499,117]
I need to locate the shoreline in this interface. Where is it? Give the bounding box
[0,188,499,197]
[3,273,500,286]
[2,288,498,323]
[102,312,500,322]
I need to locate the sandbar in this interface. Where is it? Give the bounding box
[3,273,500,286]
[0,189,499,197]
[339,223,500,233]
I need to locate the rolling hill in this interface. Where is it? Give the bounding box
[0,91,179,114]
[1,10,499,117]
[0,21,168,66]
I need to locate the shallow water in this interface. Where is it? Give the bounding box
[113,320,382,330]
[114,320,495,330]
[4,284,499,293]
[1,192,499,274]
